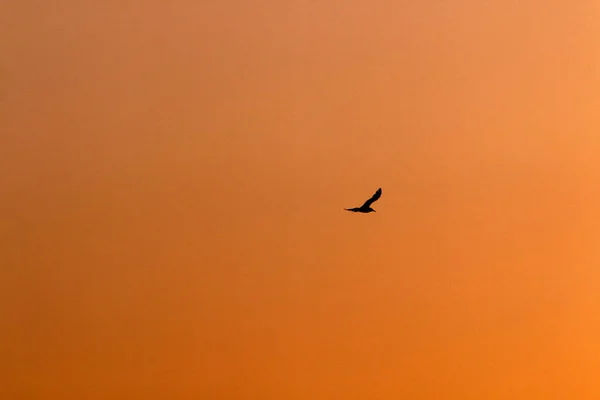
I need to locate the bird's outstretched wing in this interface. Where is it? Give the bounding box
[361,188,382,208]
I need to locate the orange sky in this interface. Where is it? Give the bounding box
[2,1,600,398]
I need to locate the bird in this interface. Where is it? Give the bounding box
[345,188,382,213]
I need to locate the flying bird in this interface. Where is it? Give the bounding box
[345,188,382,213]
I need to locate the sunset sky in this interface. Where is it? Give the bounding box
[2,1,600,398]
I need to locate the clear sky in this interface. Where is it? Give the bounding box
[2,1,600,398]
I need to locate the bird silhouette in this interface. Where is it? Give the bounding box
[345,188,382,213]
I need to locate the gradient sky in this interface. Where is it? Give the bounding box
[2,1,600,398]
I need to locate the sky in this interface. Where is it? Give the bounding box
[1,0,600,398]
